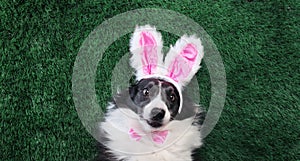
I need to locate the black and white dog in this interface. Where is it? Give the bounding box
[96,25,205,161]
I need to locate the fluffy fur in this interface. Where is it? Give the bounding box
[96,88,205,161]
[163,35,204,87]
[95,25,205,161]
[130,25,164,78]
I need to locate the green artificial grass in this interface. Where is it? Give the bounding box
[1,0,299,160]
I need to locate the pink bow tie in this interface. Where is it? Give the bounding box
[128,128,169,144]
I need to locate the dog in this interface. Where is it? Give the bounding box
[95,25,205,161]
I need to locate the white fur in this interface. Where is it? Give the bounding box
[163,35,204,87]
[130,25,164,79]
[130,25,204,113]
[99,25,204,161]
[143,84,171,125]
[100,108,202,161]
[130,25,204,88]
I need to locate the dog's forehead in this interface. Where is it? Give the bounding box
[138,78,159,88]
[161,81,176,89]
[139,78,177,89]
[160,80,179,93]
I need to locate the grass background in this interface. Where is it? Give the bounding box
[1,0,299,160]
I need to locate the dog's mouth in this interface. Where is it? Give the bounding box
[146,120,163,128]
[139,116,166,129]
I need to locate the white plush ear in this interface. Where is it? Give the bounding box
[164,35,204,87]
[130,25,164,79]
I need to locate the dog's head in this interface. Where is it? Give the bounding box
[128,25,204,129]
[129,78,180,128]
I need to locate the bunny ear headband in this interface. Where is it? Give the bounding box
[130,25,204,113]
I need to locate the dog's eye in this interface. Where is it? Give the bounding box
[169,94,175,102]
[142,88,149,96]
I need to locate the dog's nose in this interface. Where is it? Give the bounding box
[150,108,165,121]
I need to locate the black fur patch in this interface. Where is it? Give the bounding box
[94,143,120,161]
[95,78,206,161]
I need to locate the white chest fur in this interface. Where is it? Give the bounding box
[100,108,202,161]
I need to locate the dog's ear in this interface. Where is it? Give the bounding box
[130,25,163,79]
[129,83,138,101]
[164,35,204,87]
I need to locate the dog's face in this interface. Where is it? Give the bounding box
[129,78,180,128]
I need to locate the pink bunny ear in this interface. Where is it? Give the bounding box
[130,25,163,79]
[164,35,204,87]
